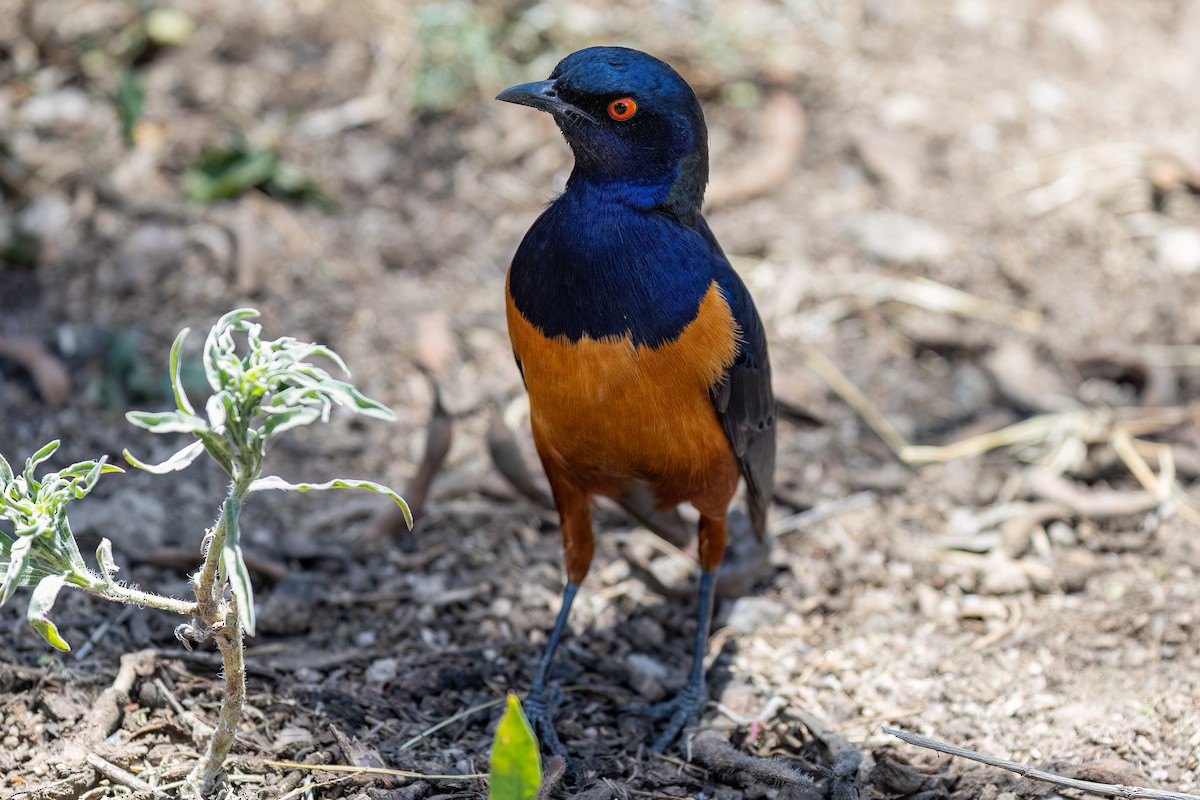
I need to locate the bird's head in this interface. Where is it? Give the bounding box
[497,46,708,217]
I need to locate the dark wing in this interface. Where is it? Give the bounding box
[701,222,776,540]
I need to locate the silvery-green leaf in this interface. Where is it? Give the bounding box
[206,392,227,430]
[28,574,71,652]
[123,441,205,474]
[75,461,124,498]
[126,410,208,434]
[313,378,396,420]
[259,407,322,438]
[219,496,256,636]
[24,440,60,488]
[204,308,259,390]
[0,452,12,485]
[0,536,32,605]
[170,328,197,415]
[96,538,119,581]
[193,430,236,476]
[249,476,412,529]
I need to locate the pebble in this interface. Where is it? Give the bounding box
[855,211,954,265]
[625,652,669,701]
[365,657,399,684]
[722,596,788,634]
[979,554,1030,595]
[18,88,94,128]
[1155,227,1200,274]
[1044,0,1110,59]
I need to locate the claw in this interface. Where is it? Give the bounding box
[525,683,569,758]
[626,681,707,752]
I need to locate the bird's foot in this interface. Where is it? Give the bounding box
[524,682,568,758]
[626,681,706,753]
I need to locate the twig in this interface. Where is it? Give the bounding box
[396,696,506,752]
[884,728,1200,800]
[800,345,910,457]
[261,759,484,780]
[276,774,356,800]
[86,753,163,798]
[775,491,877,536]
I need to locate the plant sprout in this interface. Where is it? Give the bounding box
[0,308,410,797]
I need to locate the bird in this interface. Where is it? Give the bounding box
[496,46,776,756]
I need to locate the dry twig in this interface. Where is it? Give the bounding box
[885,728,1200,800]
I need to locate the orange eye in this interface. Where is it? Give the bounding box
[608,97,637,120]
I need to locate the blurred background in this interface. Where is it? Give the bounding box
[3,0,1200,796]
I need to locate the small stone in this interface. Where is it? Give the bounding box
[16,194,72,239]
[18,88,94,128]
[1155,227,1200,274]
[621,616,666,650]
[293,667,323,684]
[722,596,788,634]
[625,653,669,701]
[855,211,954,266]
[1044,0,1110,59]
[365,657,399,684]
[979,555,1030,595]
[1047,521,1077,547]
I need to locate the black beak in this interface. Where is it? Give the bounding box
[496,79,576,117]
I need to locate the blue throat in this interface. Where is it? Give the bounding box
[509,172,719,348]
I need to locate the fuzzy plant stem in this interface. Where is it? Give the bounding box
[181,477,252,797]
[95,581,197,616]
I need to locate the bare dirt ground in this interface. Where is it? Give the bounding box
[3,0,1200,797]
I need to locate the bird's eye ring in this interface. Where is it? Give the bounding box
[608,97,637,121]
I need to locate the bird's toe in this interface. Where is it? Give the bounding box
[624,683,706,752]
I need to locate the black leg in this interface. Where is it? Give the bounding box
[628,569,718,752]
[524,581,580,758]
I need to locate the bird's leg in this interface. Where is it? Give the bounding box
[525,462,594,758]
[628,512,727,751]
[628,568,718,751]
[525,580,580,758]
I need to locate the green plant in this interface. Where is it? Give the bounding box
[0,308,410,797]
[183,143,334,207]
[489,693,542,800]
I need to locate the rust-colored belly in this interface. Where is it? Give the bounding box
[506,279,741,509]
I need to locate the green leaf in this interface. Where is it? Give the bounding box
[220,496,256,636]
[249,476,412,529]
[123,441,205,474]
[28,575,71,651]
[489,693,541,800]
[125,410,208,434]
[169,327,196,415]
[184,147,279,205]
[116,68,145,149]
[0,452,12,485]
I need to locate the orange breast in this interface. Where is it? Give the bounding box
[507,277,742,509]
